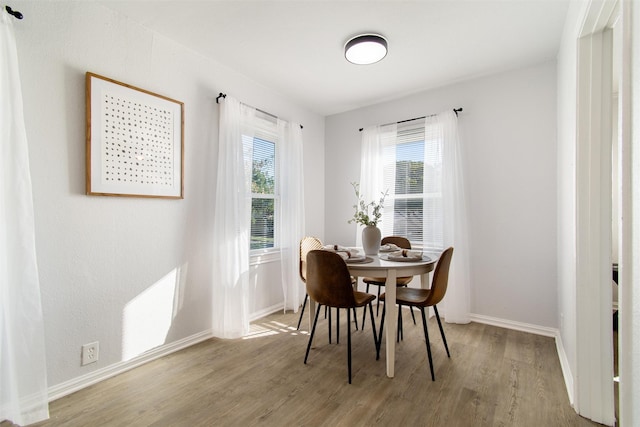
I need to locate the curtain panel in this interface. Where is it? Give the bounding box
[213,96,305,337]
[431,111,471,323]
[278,120,305,313]
[356,124,395,246]
[212,97,255,338]
[0,11,50,425]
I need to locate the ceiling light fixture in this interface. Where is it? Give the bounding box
[344,34,388,65]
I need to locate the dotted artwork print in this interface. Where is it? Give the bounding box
[101,91,175,187]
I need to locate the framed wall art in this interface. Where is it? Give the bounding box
[86,72,184,199]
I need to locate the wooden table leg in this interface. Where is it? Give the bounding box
[385,270,397,377]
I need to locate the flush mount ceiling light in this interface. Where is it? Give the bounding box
[344,34,388,65]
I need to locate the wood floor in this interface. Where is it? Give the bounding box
[10,310,602,427]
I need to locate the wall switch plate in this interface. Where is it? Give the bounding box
[81,341,99,366]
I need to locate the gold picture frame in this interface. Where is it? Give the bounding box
[86,72,184,199]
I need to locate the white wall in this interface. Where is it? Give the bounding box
[325,61,558,328]
[12,1,324,389]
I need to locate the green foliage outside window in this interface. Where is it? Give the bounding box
[252,157,274,194]
[250,138,275,250]
[395,160,423,194]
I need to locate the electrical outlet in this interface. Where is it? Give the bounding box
[81,342,99,366]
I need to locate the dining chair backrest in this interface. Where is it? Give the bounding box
[299,236,323,283]
[306,250,356,308]
[425,247,454,307]
[381,236,411,249]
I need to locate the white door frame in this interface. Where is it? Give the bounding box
[574,0,618,424]
[616,2,638,425]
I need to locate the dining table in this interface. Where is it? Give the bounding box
[307,249,437,378]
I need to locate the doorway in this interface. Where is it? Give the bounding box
[611,16,622,422]
[574,0,620,424]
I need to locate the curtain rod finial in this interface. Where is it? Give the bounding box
[5,6,24,19]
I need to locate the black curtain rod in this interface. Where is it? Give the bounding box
[5,5,23,19]
[359,107,463,132]
[216,92,303,129]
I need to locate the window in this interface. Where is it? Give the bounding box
[245,112,279,251]
[381,120,443,251]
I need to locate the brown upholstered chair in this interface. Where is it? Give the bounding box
[377,247,454,381]
[297,237,359,337]
[303,250,378,384]
[362,236,416,327]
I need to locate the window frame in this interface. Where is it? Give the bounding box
[246,113,280,255]
[380,119,444,251]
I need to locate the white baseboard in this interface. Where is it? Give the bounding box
[469,313,558,337]
[47,330,213,402]
[554,332,575,407]
[250,303,285,321]
[48,305,287,403]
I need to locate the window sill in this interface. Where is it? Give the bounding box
[250,249,281,266]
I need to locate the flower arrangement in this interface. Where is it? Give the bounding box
[347,182,388,227]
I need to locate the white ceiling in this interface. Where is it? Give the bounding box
[99,1,571,116]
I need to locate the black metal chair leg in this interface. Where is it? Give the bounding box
[362,284,370,329]
[433,305,450,357]
[420,307,435,381]
[347,308,352,384]
[337,309,340,344]
[361,305,367,331]
[376,286,381,316]
[304,304,322,364]
[397,306,403,342]
[377,303,386,360]
[353,307,359,330]
[410,306,417,325]
[367,302,378,352]
[328,307,332,344]
[296,293,308,330]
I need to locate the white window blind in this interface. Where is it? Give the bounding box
[380,119,444,251]
[244,111,278,251]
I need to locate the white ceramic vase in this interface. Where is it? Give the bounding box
[362,225,382,255]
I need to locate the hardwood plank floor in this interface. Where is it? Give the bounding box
[6,310,602,426]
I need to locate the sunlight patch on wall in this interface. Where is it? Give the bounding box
[122,266,186,360]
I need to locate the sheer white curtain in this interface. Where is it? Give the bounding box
[356,124,395,246]
[431,111,471,324]
[212,96,255,338]
[278,120,304,312]
[1,12,50,425]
